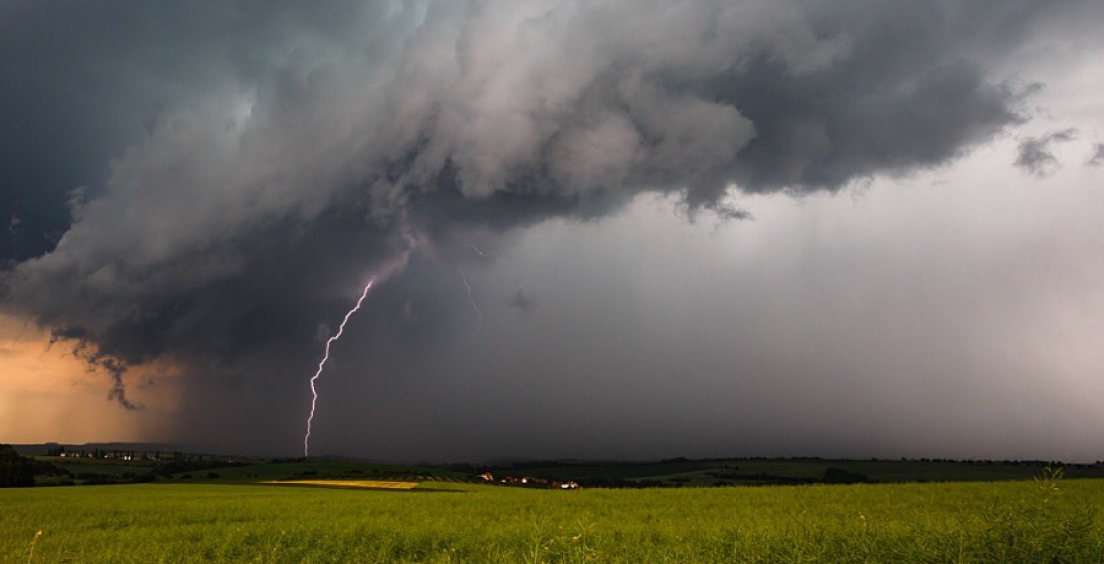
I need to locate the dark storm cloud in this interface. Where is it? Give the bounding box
[0,0,1091,445]
[1014,128,1079,175]
[0,3,244,263]
[1088,143,1104,167]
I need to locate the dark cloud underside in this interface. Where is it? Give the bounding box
[1,0,1098,456]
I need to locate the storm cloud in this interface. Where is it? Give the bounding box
[1014,128,1079,175]
[2,0,1102,457]
[1088,143,1104,167]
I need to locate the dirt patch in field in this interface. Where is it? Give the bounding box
[260,480,419,490]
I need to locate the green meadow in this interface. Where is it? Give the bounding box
[3,473,1103,563]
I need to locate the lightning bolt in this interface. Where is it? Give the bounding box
[459,267,482,333]
[468,244,496,260]
[304,279,374,458]
[456,244,495,336]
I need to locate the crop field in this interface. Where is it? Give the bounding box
[3,474,1103,563]
[260,480,420,490]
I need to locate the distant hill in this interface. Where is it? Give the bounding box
[14,444,1104,489]
[485,457,1104,488]
[11,443,180,456]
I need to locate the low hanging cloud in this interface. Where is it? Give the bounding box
[0,0,1085,416]
[1014,128,1079,176]
[48,328,139,410]
[1088,143,1104,166]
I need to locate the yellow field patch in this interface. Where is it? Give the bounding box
[261,480,420,490]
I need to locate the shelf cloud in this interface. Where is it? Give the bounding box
[1,0,1100,457]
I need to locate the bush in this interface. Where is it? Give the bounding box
[822,467,874,484]
[82,475,123,485]
[30,459,71,477]
[0,445,35,488]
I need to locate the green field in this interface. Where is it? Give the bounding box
[3,474,1103,563]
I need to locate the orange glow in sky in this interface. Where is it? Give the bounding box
[0,313,179,445]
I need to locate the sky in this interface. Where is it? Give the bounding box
[1,0,1103,462]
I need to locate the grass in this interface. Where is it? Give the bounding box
[2,471,1103,563]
